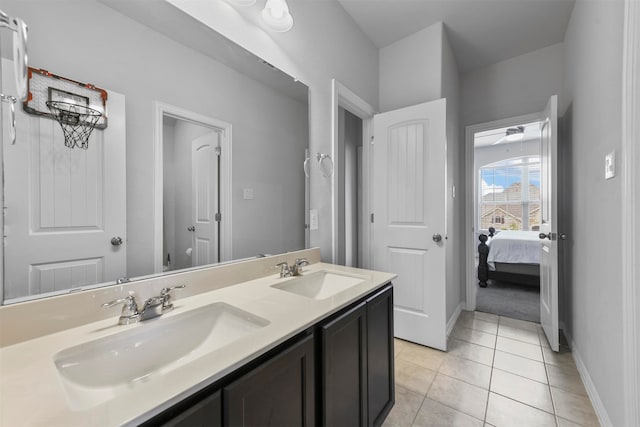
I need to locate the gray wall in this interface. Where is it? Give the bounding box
[461,43,565,127]
[379,23,444,113]
[1,0,308,277]
[562,0,625,423]
[441,29,464,324]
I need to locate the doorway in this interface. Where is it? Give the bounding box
[153,103,232,274]
[336,107,363,267]
[465,112,544,320]
[331,79,375,268]
[162,117,222,271]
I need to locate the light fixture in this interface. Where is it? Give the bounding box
[261,0,293,32]
[226,0,294,32]
[505,125,525,142]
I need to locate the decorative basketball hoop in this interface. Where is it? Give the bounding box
[45,101,102,149]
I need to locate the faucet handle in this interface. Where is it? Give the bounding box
[102,295,139,321]
[160,285,186,311]
[276,261,291,277]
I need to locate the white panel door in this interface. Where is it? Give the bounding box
[2,60,126,299]
[539,95,559,351]
[191,132,219,267]
[373,99,447,351]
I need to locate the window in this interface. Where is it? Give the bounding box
[479,156,540,231]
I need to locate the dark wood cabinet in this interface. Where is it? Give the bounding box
[224,333,315,427]
[321,301,368,427]
[366,286,395,427]
[320,285,395,427]
[159,391,221,427]
[145,284,394,427]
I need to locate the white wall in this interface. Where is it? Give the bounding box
[379,23,444,112]
[462,43,565,127]
[1,0,309,277]
[169,0,379,261]
[562,0,625,424]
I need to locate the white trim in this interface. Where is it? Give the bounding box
[464,112,541,310]
[153,102,233,274]
[331,79,375,267]
[446,303,464,337]
[621,0,640,425]
[567,334,614,427]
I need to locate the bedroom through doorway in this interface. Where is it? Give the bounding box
[471,119,543,323]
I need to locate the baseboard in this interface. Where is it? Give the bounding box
[566,332,614,427]
[446,302,464,337]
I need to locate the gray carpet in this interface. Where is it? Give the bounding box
[476,280,540,323]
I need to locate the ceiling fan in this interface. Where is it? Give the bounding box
[492,125,525,145]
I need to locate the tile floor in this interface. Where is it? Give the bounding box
[383,310,600,427]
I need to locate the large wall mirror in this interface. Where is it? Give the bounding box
[0,0,309,304]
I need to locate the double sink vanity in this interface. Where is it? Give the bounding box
[0,248,396,426]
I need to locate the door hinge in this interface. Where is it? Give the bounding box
[370,213,374,223]
[215,212,222,222]
[370,136,375,145]
[215,146,221,156]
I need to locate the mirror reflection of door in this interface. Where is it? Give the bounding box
[163,117,221,271]
[191,133,220,267]
[2,59,127,300]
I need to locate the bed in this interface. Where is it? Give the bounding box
[477,229,541,288]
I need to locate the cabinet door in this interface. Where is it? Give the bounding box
[367,286,395,427]
[223,333,315,427]
[321,301,368,427]
[160,390,221,427]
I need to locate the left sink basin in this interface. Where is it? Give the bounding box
[53,302,269,410]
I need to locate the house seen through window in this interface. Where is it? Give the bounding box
[479,156,540,231]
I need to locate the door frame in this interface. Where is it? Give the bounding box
[621,0,639,423]
[153,102,232,274]
[331,79,375,268]
[464,112,542,311]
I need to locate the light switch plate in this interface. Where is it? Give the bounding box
[243,188,254,200]
[309,209,318,230]
[605,151,616,180]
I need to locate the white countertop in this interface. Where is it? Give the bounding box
[0,262,395,427]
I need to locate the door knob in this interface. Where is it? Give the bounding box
[432,233,442,243]
[187,226,196,232]
[111,236,123,246]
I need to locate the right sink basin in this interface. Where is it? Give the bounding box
[271,270,366,300]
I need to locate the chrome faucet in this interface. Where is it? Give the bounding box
[291,258,309,276]
[102,285,186,325]
[277,261,292,278]
[276,258,309,278]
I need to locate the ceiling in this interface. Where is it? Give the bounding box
[336,0,575,73]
